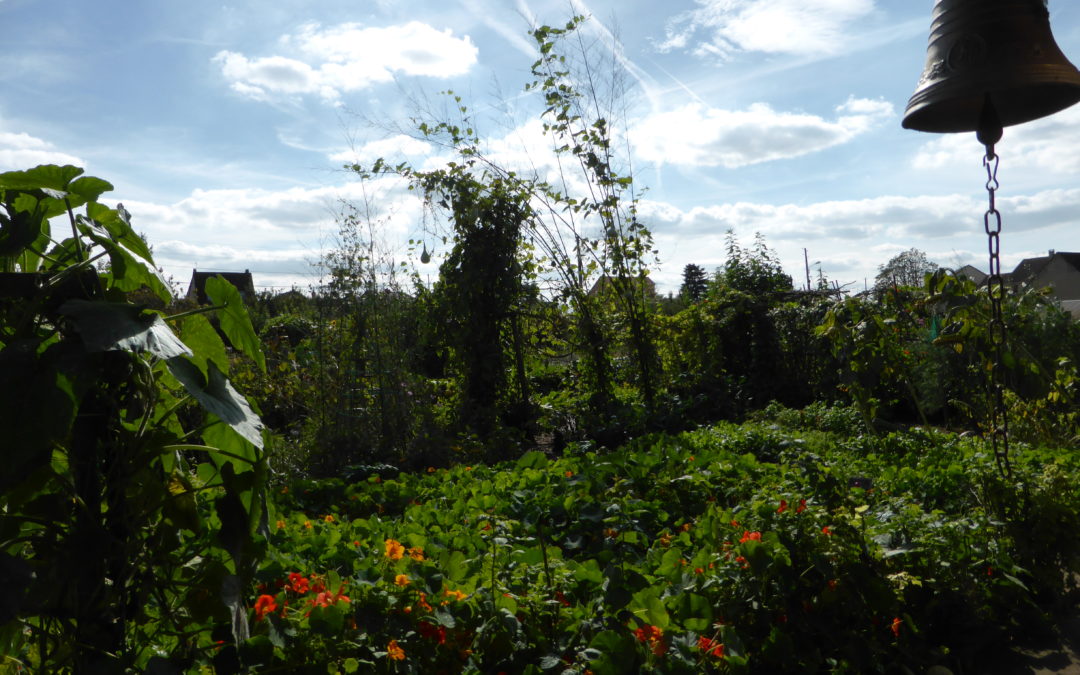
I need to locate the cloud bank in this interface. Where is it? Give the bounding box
[215,21,479,103]
[632,96,893,168]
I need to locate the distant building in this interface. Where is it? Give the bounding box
[1005,250,1080,300]
[956,264,987,285]
[186,269,256,305]
[967,251,1080,319]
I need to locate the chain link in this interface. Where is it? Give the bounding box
[982,148,1011,478]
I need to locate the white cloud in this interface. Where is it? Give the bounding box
[216,21,478,103]
[659,0,875,59]
[0,130,84,171]
[640,186,1080,292]
[117,174,427,290]
[328,135,433,165]
[912,103,1080,176]
[631,96,893,168]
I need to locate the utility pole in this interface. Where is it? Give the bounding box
[804,248,811,291]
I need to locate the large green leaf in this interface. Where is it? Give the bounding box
[179,313,229,375]
[0,199,47,258]
[205,276,265,373]
[0,165,84,192]
[0,342,76,494]
[67,176,113,204]
[58,299,191,360]
[77,208,172,302]
[166,356,264,448]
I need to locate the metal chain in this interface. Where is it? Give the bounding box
[982,146,1011,479]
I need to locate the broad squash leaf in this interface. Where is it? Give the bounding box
[58,299,191,360]
[205,276,265,373]
[167,356,264,448]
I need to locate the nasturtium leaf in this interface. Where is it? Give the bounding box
[205,276,265,373]
[166,356,264,448]
[58,300,191,360]
[629,587,669,629]
[516,450,548,469]
[586,630,636,675]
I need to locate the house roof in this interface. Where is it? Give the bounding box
[957,264,987,285]
[1008,251,1080,284]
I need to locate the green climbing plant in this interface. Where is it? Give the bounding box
[0,164,269,672]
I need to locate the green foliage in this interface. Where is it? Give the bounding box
[679,263,709,304]
[213,417,1080,673]
[873,248,938,296]
[0,164,268,672]
[717,231,793,298]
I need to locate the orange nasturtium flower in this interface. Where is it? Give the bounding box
[253,594,277,621]
[891,617,903,637]
[633,625,667,656]
[275,519,286,530]
[387,639,406,661]
[394,574,411,587]
[303,520,312,530]
[408,547,425,561]
[443,588,468,602]
[739,530,762,544]
[323,514,335,523]
[287,572,310,594]
[385,539,405,560]
[697,636,725,659]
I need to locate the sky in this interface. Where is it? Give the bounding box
[3,0,1080,296]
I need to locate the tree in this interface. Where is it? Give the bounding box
[874,248,938,293]
[717,230,792,297]
[680,263,708,302]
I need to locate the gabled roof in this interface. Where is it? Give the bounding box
[186,269,256,305]
[957,264,987,285]
[1008,255,1053,284]
[1009,251,1080,284]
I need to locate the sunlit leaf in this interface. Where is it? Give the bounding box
[205,276,265,373]
[58,299,191,360]
[166,356,263,448]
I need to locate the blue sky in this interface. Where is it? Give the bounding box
[3,0,1080,295]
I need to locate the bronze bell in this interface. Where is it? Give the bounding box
[903,0,1080,133]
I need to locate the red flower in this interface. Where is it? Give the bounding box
[555,591,571,607]
[821,526,833,536]
[253,594,277,621]
[697,636,725,659]
[796,499,807,514]
[739,530,761,543]
[633,624,664,646]
[286,572,310,594]
[891,617,902,637]
[777,499,788,513]
[419,621,448,645]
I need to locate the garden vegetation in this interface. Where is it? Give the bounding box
[2,17,1079,675]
